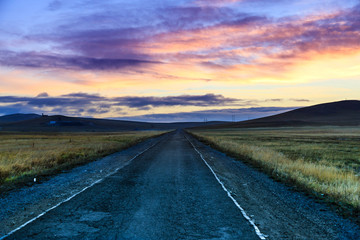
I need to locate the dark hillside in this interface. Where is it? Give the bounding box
[0,114,224,132]
[0,114,40,124]
[195,100,360,129]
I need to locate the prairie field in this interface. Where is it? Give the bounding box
[189,127,360,211]
[0,131,166,185]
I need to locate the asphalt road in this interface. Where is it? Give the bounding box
[3,130,359,239]
[5,131,260,239]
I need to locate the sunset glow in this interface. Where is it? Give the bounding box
[0,0,359,121]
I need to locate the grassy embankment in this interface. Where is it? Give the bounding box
[189,127,360,213]
[0,131,166,185]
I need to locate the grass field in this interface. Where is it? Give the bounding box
[189,127,360,212]
[0,131,166,185]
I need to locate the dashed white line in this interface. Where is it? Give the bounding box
[185,135,267,240]
[0,141,158,240]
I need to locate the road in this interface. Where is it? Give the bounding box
[4,131,260,239]
[2,131,359,239]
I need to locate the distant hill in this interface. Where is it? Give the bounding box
[194,100,360,129]
[0,114,224,132]
[0,113,41,124]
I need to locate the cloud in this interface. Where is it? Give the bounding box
[0,92,310,122]
[47,0,62,11]
[290,98,310,102]
[113,94,240,108]
[266,99,282,102]
[158,6,237,30]
[55,28,151,59]
[0,93,297,122]
[61,92,104,100]
[36,92,49,98]
[0,51,158,71]
[193,0,243,7]
[0,0,358,86]
[0,93,246,117]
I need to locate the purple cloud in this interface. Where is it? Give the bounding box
[0,0,358,73]
[113,94,240,108]
[47,0,62,11]
[0,92,311,122]
[0,93,244,116]
[158,6,237,30]
[0,50,158,71]
[36,92,49,98]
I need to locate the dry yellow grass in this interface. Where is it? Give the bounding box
[0,131,166,184]
[189,127,360,210]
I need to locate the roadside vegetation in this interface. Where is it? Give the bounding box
[189,127,360,213]
[0,131,166,186]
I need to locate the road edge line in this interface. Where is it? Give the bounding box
[185,134,267,240]
[0,140,160,240]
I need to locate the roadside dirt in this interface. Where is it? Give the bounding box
[3,131,259,239]
[186,132,360,239]
[0,134,166,237]
[1,130,359,239]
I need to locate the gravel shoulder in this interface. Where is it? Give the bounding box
[1,130,359,239]
[0,133,166,237]
[186,132,360,239]
[3,130,259,240]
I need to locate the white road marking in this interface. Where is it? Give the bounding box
[0,142,159,240]
[185,135,267,240]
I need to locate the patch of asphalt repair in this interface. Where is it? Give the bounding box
[0,133,167,238]
[185,131,360,239]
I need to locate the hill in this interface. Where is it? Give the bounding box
[0,114,224,132]
[195,100,360,129]
[0,113,41,124]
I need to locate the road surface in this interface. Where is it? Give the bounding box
[1,130,359,239]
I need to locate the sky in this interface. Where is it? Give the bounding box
[0,0,359,122]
